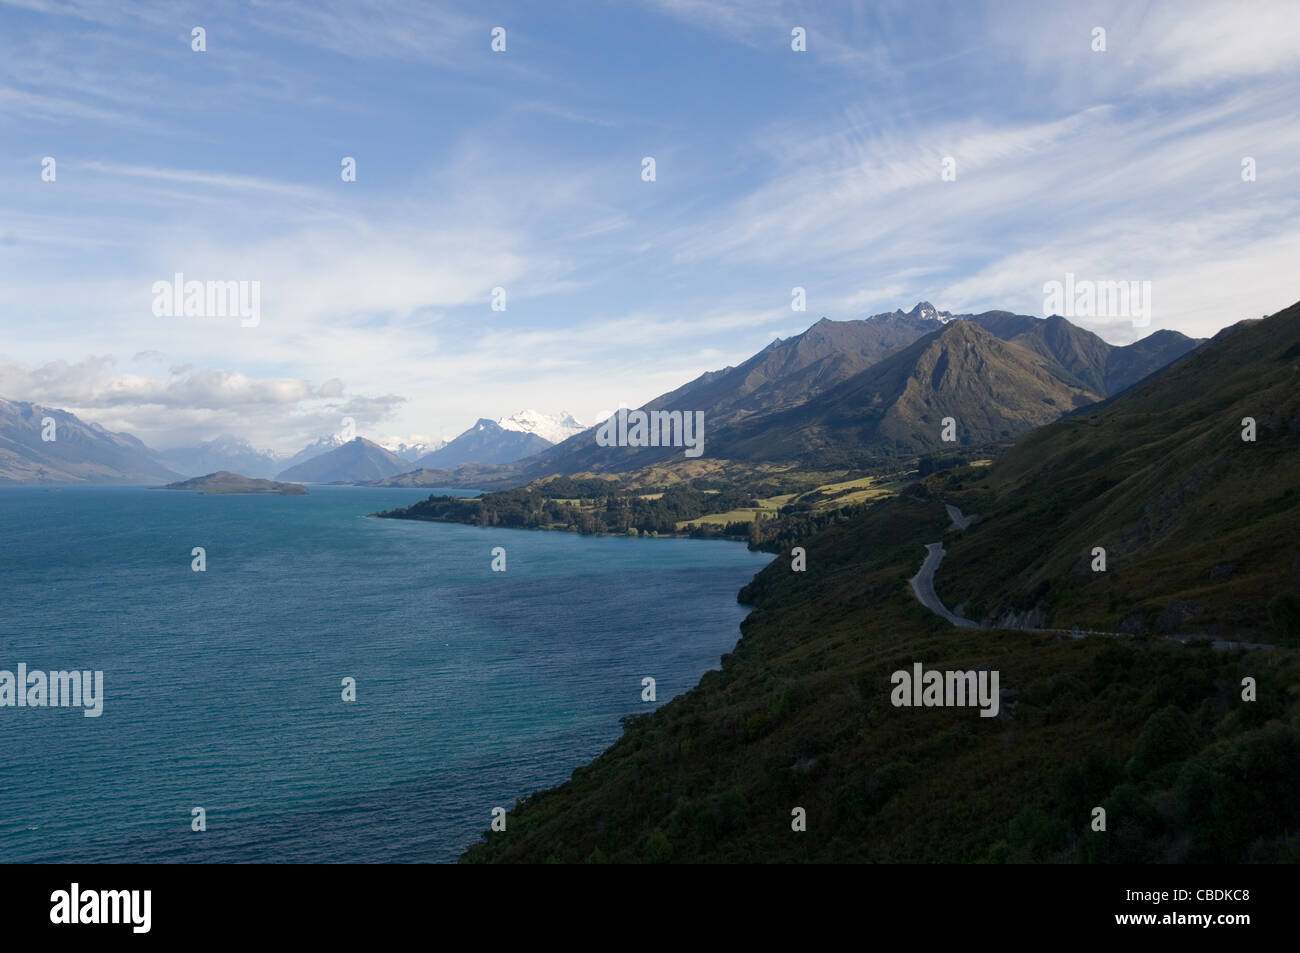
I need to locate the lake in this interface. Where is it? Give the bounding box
[0,485,771,862]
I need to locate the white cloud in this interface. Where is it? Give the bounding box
[4,0,1298,449]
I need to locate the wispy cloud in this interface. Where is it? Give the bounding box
[2,0,1297,449]
[0,85,144,124]
[246,0,486,66]
[78,161,326,198]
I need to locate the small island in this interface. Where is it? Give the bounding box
[162,471,308,495]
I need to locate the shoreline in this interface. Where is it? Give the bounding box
[372,509,761,545]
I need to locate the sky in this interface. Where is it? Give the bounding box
[1,0,1298,453]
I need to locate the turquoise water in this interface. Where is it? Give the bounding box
[0,485,771,863]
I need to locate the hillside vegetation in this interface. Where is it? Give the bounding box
[459,302,1300,864]
[498,307,1200,478]
[375,464,918,548]
[938,304,1300,638]
[462,487,1298,863]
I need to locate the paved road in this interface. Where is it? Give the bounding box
[908,542,980,627]
[908,503,1273,651]
[945,503,976,530]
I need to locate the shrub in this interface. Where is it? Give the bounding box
[645,828,673,864]
[1129,705,1199,777]
[1267,593,1300,644]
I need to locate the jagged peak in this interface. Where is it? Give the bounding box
[864,301,954,323]
[907,301,953,322]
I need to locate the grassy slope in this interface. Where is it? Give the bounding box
[461,487,1299,863]
[459,304,1300,864]
[937,304,1300,636]
[674,478,890,529]
[380,461,913,542]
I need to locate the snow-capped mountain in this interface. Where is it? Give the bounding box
[861,301,955,325]
[276,437,410,483]
[159,434,280,479]
[908,301,954,323]
[277,434,350,473]
[413,410,586,469]
[496,409,586,445]
[386,440,444,462]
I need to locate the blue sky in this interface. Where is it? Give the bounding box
[1,0,1298,453]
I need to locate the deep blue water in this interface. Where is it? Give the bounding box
[0,485,771,863]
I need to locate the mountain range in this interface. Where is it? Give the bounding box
[461,298,1300,865]
[415,410,586,469]
[0,403,581,484]
[157,433,442,481]
[0,398,181,484]
[392,440,440,462]
[498,303,1202,478]
[0,305,1200,485]
[937,301,1300,635]
[264,411,587,483]
[157,435,282,480]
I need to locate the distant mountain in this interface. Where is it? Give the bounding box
[275,437,409,483]
[514,304,1201,475]
[416,420,550,468]
[368,462,507,489]
[649,302,956,433]
[278,434,349,474]
[711,319,1103,462]
[1100,328,1206,395]
[371,466,463,488]
[461,301,1300,867]
[0,398,182,484]
[496,409,586,445]
[505,303,954,477]
[415,411,585,468]
[965,312,1201,396]
[389,440,443,462]
[159,435,280,479]
[163,471,307,495]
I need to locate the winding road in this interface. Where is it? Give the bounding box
[908,503,1271,651]
[908,503,979,626]
[945,503,976,530]
[908,542,979,627]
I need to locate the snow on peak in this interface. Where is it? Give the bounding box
[294,433,346,456]
[205,434,258,452]
[908,301,953,323]
[496,409,587,444]
[380,439,444,461]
